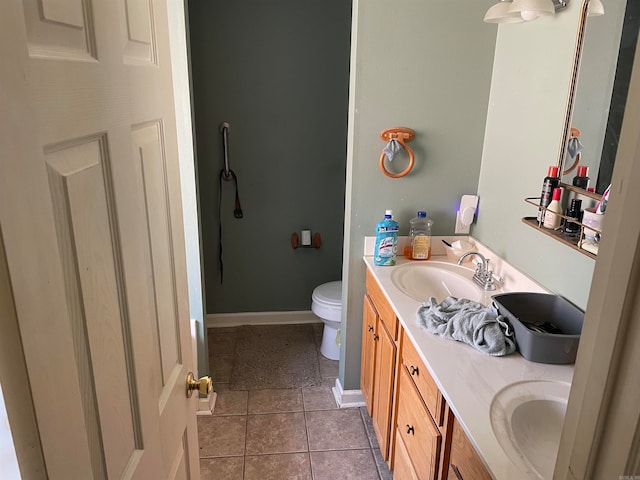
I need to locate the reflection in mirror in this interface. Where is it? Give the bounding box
[564,1,640,194]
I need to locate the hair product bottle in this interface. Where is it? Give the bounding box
[543,187,563,230]
[538,166,560,222]
[572,166,590,190]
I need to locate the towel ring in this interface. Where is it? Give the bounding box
[379,127,416,178]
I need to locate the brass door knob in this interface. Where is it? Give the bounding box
[186,372,212,398]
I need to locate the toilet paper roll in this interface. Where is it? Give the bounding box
[301,230,312,246]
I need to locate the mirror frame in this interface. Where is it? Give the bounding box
[557,0,591,186]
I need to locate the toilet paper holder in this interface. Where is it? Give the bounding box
[291,231,321,249]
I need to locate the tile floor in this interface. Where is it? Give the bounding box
[200,323,392,480]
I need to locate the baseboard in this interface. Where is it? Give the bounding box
[206,310,320,328]
[332,378,365,408]
[196,390,217,416]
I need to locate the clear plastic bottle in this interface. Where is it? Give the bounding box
[406,211,433,260]
[374,210,399,266]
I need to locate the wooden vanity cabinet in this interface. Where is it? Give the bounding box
[362,269,492,479]
[446,414,492,480]
[362,270,398,461]
[360,294,377,415]
[394,366,442,479]
[394,322,491,480]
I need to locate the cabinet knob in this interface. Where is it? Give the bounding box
[410,365,419,376]
[368,325,374,332]
[373,334,379,341]
[406,424,415,435]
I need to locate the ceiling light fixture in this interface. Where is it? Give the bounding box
[484,0,524,23]
[588,0,605,17]
[484,0,569,24]
[509,0,556,21]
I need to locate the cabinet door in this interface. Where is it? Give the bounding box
[393,430,420,480]
[449,417,492,480]
[372,319,396,460]
[361,294,377,416]
[395,367,441,480]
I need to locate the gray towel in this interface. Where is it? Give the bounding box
[417,297,516,356]
[383,139,402,161]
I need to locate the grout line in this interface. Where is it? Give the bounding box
[303,408,316,479]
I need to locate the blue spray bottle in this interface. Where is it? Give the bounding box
[374,210,399,266]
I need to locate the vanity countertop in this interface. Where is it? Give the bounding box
[363,247,574,479]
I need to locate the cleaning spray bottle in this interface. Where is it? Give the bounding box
[374,210,399,266]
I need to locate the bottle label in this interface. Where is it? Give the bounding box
[377,237,396,258]
[412,236,430,259]
[377,225,399,233]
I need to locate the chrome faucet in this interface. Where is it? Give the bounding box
[457,251,498,291]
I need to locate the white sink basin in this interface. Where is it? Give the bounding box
[390,261,482,303]
[490,380,571,479]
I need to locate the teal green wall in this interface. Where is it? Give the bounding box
[341,0,497,389]
[188,0,352,313]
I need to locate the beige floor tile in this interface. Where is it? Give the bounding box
[209,355,233,383]
[200,457,244,480]
[320,377,337,388]
[244,453,312,480]
[302,386,338,411]
[248,388,303,414]
[198,415,246,457]
[213,389,248,416]
[310,449,380,480]
[245,412,308,455]
[318,355,339,378]
[306,409,370,451]
[208,327,238,355]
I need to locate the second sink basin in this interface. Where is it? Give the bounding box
[390,261,482,303]
[490,380,571,479]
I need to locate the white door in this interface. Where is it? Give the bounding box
[0,1,199,478]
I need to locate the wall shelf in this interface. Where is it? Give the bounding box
[523,189,602,260]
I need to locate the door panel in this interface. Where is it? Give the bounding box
[0,1,198,478]
[46,136,141,478]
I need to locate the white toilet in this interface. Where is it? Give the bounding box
[311,281,342,360]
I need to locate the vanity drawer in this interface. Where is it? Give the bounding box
[366,269,398,339]
[393,429,420,480]
[395,367,441,480]
[401,330,444,428]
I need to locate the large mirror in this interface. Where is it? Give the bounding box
[561,1,640,195]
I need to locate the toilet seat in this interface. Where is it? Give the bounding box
[312,281,342,323]
[312,281,342,306]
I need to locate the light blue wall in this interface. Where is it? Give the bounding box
[341,0,497,389]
